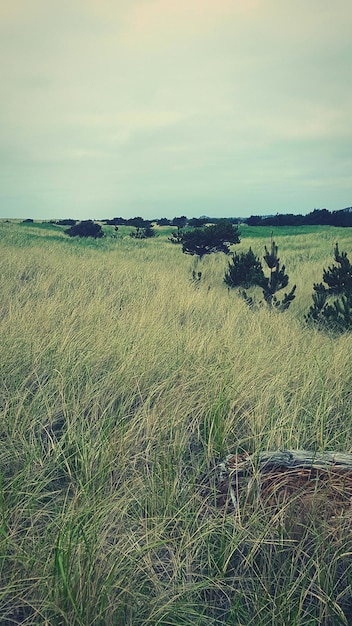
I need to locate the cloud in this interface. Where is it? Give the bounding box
[1,0,352,218]
[118,0,259,49]
[70,110,186,133]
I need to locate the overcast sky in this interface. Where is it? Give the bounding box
[1,0,351,220]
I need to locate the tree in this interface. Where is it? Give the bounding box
[188,217,208,227]
[305,208,332,225]
[65,220,104,238]
[306,243,352,332]
[245,215,263,226]
[129,217,155,239]
[172,216,188,228]
[261,238,296,311]
[103,217,126,225]
[168,226,184,244]
[128,216,147,238]
[225,238,296,312]
[168,217,188,244]
[182,220,240,259]
[55,219,77,226]
[224,247,265,289]
[143,225,156,238]
[156,217,171,226]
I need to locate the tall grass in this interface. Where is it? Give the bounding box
[1,222,352,624]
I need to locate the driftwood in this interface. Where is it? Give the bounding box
[207,449,352,516]
[221,449,352,474]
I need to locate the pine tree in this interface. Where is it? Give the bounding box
[261,238,296,311]
[129,218,155,238]
[224,238,296,312]
[168,225,184,244]
[182,220,240,259]
[306,243,352,332]
[224,247,265,289]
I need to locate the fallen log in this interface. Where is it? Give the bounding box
[206,449,352,515]
[220,449,352,475]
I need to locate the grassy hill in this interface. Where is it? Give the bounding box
[1,220,352,624]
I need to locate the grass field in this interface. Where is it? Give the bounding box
[1,220,352,625]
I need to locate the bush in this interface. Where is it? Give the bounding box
[130,224,156,239]
[224,248,265,289]
[168,226,184,244]
[306,243,352,332]
[143,225,156,238]
[128,217,156,239]
[65,220,104,238]
[261,238,296,311]
[226,239,296,312]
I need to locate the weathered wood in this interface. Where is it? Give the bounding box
[220,449,352,478]
[209,450,352,513]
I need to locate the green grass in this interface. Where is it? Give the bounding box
[1,220,352,624]
[238,224,336,238]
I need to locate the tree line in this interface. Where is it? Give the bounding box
[103,208,352,228]
[245,208,352,228]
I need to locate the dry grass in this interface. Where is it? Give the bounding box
[1,222,352,624]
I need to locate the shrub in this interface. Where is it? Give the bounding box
[168,226,184,244]
[65,220,104,238]
[128,217,156,239]
[143,225,156,238]
[261,238,296,311]
[306,243,352,332]
[156,217,171,226]
[130,224,156,239]
[226,238,296,312]
[224,247,265,289]
[172,216,188,228]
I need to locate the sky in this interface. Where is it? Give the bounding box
[1,0,351,220]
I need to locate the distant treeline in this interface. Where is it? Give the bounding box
[102,216,212,227]
[46,207,352,229]
[102,208,352,228]
[245,208,352,227]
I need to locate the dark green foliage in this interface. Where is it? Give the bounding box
[306,243,352,332]
[226,238,296,312]
[55,219,77,226]
[182,220,240,259]
[65,220,104,238]
[168,226,184,244]
[321,244,352,295]
[156,217,171,226]
[188,217,208,227]
[172,216,187,228]
[245,207,352,227]
[128,217,156,239]
[127,217,147,228]
[103,216,125,225]
[143,225,156,238]
[130,226,144,239]
[130,224,156,239]
[261,238,296,310]
[224,247,265,289]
